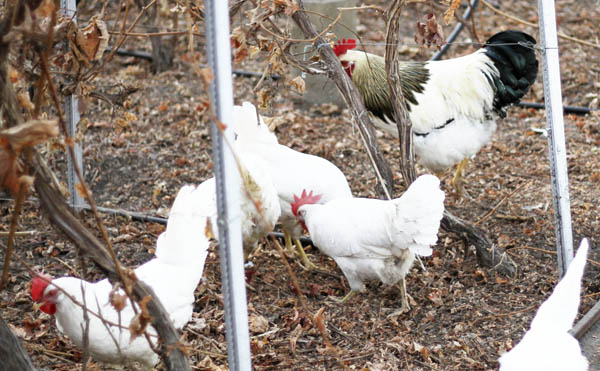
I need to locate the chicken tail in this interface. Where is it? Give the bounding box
[232,102,278,146]
[483,30,539,117]
[529,239,589,333]
[393,174,445,257]
[154,185,211,268]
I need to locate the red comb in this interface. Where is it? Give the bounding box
[31,273,53,302]
[291,189,323,216]
[333,38,357,57]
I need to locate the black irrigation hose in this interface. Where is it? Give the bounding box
[517,101,597,115]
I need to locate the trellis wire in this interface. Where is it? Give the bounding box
[537,0,573,278]
[60,0,85,210]
[205,0,252,370]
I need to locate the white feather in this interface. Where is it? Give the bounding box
[298,174,444,292]
[498,239,590,371]
[233,102,353,241]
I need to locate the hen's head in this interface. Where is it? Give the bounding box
[291,190,322,232]
[333,38,357,77]
[291,190,322,217]
[31,273,58,315]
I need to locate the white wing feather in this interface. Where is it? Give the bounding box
[498,239,590,371]
[392,174,445,256]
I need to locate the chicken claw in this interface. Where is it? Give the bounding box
[328,290,356,304]
[295,239,319,270]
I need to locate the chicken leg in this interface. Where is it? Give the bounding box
[451,158,469,195]
[282,229,318,270]
[388,277,411,317]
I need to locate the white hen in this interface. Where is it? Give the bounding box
[233,102,353,268]
[196,149,281,256]
[498,239,590,371]
[292,174,444,312]
[30,185,210,369]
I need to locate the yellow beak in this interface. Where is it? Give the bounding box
[32,302,42,312]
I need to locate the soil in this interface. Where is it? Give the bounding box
[1,0,599,370]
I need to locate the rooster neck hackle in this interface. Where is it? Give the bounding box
[348,51,429,119]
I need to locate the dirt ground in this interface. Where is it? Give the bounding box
[1,0,599,370]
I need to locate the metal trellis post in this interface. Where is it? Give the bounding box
[537,0,573,278]
[205,1,252,370]
[60,0,85,210]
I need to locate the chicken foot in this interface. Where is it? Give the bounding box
[282,229,319,270]
[329,290,356,304]
[388,277,411,317]
[451,158,470,196]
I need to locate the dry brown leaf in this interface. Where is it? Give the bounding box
[198,356,225,371]
[34,0,56,18]
[231,26,248,63]
[290,76,305,94]
[427,289,444,306]
[76,17,109,62]
[129,295,153,341]
[249,314,269,333]
[109,287,127,312]
[8,66,22,83]
[289,323,303,353]
[124,112,137,122]
[75,183,88,198]
[17,92,35,112]
[415,13,446,50]
[198,67,214,85]
[313,307,327,336]
[444,0,462,25]
[257,89,269,109]
[204,218,215,239]
[0,120,59,153]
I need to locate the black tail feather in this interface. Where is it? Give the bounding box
[484,30,539,116]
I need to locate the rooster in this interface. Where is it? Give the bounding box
[233,102,353,269]
[333,30,538,193]
[499,239,590,371]
[30,185,210,368]
[291,174,444,313]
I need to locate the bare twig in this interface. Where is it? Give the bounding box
[0,230,37,236]
[475,180,532,226]
[0,183,28,290]
[291,3,394,198]
[385,0,416,187]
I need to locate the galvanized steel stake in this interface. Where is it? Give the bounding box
[61,0,85,210]
[537,0,573,278]
[205,1,252,370]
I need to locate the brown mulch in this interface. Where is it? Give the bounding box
[1,0,599,370]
